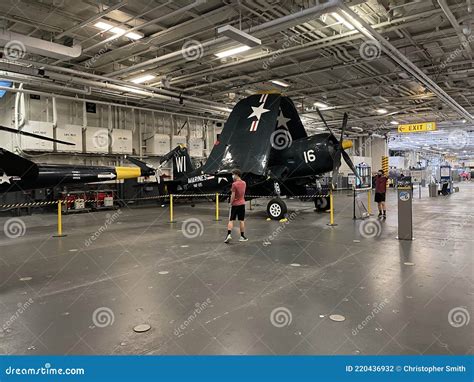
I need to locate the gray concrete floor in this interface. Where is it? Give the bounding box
[0,183,473,355]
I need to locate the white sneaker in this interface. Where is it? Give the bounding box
[224,234,232,243]
[239,236,248,242]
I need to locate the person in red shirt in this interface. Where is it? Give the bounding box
[374,169,388,218]
[225,169,248,243]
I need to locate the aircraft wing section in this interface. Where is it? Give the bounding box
[278,96,307,140]
[202,93,281,176]
[0,149,39,178]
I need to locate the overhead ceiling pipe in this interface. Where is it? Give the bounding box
[106,0,342,78]
[0,31,82,59]
[0,85,225,122]
[437,0,472,56]
[1,60,230,114]
[171,8,444,85]
[339,4,474,123]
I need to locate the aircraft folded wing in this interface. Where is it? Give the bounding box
[279,96,308,140]
[202,94,281,176]
[0,149,39,178]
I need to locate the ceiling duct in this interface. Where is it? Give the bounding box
[217,25,261,47]
[0,31,82,59]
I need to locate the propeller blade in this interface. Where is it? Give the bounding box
[342,149,362,183]
[316,108,336,136]
[0,125,75,146]
[340,113,348,143]
[331,150,342,188]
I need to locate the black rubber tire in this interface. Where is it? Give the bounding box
[314,196,330,212]
[267,198,287,220]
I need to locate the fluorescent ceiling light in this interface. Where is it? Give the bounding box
[110,26,127,35]
[316,127,326,131]
[271,80,289,87]
[331,13,355,30]
[217,25,261,47]
[95,21,113,31]
[94,21,143,40]
[130,74,155,84]
[390,121,398,125]
[215,45,250,58]
[351,126,363,132]
[376,108,388,114]
[126,32,143,40]
[314,101,329,109]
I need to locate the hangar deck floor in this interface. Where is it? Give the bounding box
[0,183,472,355]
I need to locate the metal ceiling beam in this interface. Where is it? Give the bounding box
[54,1,128,40]
[339,4,474,123]
[105,0,342,78]
[437,0,472,56]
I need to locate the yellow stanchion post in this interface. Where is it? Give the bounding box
[53,200,67,237]
[327,189,337,226]
[169,194,176,223]
[214,193,221,221]
[367,189,372,215]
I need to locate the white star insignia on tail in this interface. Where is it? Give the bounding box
[248,103,270,121]
[0,173,12,184]
[248,93,271,132]
[277,110,290,129]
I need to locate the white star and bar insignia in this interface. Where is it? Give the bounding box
[248,94,270,132]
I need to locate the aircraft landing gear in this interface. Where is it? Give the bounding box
[314,196,331,212]
[267,198,287,220]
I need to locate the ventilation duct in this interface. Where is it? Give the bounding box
[0,31,82,60]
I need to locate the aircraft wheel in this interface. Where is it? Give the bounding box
[267,198,287,220]
[314,196,330,212]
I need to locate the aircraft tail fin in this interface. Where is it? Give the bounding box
[161,145,195,180]
[0,148,39,178]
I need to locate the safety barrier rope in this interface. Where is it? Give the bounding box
[0,200,58,209]
[0,191,339,238]
[0,193,334,209]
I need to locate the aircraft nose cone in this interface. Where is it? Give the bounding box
[341,140,353,150]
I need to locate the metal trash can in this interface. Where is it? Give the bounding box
[428,183,437,197]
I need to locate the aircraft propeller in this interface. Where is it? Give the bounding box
[316,110,361,188]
